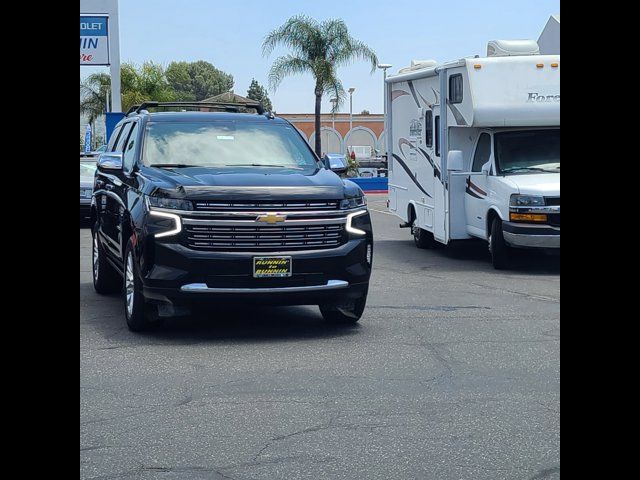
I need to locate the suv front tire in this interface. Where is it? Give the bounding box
[320,287,368,324]
[124,240,162,332]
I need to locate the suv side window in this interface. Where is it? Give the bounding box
[115,123,133,152]
[107,125,122,152]
[123,123,139,172]
[472,133,491,172]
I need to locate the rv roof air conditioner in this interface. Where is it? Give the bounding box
[487,40,539,57]
[398,59,437,73]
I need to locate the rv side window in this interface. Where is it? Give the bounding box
[472,133,492,172]
[425,111,433,147]
[435,115,440,157]
[449,74,463,104]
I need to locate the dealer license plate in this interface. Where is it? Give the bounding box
[253,256,292,278]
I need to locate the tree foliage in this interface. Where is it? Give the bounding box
[121,62,175,112]
[80,72,111,125]
[166,60,234,101]
[263,15,378,154]
[81,62,176,115]
[246,79,273,111]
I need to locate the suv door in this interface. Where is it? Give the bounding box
[117,121,141,254]
[464,132,492,237]
[98,121,133,261]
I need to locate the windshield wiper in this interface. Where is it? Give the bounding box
[229,163,288,168]
[502,167,556,173]
[150,164,198,168]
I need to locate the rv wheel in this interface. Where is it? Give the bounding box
[413,226,436,249]
[489,218,511,270]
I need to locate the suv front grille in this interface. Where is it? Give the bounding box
[185,224,345,251]
[194,200,340,211]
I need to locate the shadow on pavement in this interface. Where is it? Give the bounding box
[81,283,360,345]
[375,239,560,275]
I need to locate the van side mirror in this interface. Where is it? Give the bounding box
[447,150,464,171]
[98,152,123,171]
[481,161,491,176]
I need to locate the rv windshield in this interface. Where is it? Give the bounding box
[494,129,560,175]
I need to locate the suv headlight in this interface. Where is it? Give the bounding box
[145,196,186,238]
[147,196,193,211]
[340,195,367,210]
[509,194,545,207]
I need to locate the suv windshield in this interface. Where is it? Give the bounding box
[143,122,318,173]
[494,129,560,175]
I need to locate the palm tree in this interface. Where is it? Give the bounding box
[263,16,378,156]
[80,73,111,147]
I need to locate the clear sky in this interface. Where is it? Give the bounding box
[81,0,560,114]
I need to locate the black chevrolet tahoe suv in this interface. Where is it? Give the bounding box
[91,101,373,331]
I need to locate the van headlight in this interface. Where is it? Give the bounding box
[510,194,545,206]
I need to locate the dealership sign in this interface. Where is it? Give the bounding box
[80,15,109,65]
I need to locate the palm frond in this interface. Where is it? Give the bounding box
[267,55,312,91]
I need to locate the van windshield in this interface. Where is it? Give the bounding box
[143,122,318,174]
[494,129,560,175]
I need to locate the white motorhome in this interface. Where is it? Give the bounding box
[385,40,559,268]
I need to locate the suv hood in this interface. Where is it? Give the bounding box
[139,166,360,201]
[503,172,560,196]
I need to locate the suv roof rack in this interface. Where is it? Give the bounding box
[125,101,265,116]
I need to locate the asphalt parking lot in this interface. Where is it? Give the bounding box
[80,194,560,480]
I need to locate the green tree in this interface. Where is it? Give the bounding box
[263,15,378,155]
[81,62,176,115]
[80,72,110,139]
[121,61,175,112]
[166,60,234,101]
[246,78,273,111]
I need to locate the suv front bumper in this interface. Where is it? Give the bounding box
[503,222,560,249]
[140,237,372,307]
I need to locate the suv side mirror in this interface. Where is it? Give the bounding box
[447,150,464,172]
[323,156,347,174]
[98,152,123,171]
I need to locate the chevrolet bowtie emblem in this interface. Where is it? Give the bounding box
[256,213,287,224]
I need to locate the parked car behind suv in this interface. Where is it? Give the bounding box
[80,153,99,220]
[91,102,373,331]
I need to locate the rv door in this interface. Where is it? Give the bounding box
[432,107,448,243]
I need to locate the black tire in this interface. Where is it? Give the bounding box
[320,288,368,324]
[489,217,511,270]
[413,226,436,249]
[92,227,121,294]
[124,240,162,332]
